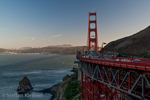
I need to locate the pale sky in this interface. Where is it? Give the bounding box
[0,0,150,48]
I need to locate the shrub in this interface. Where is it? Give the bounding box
[65,80,81,100]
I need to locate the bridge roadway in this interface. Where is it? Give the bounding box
[77,56,150,72]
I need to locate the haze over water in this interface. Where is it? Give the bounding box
[0,54,75,100]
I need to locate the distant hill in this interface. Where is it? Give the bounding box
[20,47,33,50]
[104,26,150,58]
[0,45,83,55]
[56,44,73,47]
[46,44,73,47]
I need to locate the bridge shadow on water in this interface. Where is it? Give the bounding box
[0,55,62,70]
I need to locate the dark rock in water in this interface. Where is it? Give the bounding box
[63,75,70,81]
[17,76,33,94]
[36,88,51,94]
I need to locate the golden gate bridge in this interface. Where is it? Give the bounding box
[76,12,150,100]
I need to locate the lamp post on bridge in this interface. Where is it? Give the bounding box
[111,48,114,58]
[105,49,107,57]
[129,47,132,58]
[102,42,106,59]
[77,48,79,55]
[83,46,85,55]
[98,47,102,56]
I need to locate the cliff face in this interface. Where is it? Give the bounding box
[104,26,150,57]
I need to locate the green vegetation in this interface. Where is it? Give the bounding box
[65,71,81,100]
[116,53,130,57]
[111,41,115,46]
[117,52,150,58]
[117,53,126,57]
[140,52,148,58]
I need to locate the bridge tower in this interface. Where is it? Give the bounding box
[87,12,98,51]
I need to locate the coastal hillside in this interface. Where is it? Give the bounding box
[50,69,81,100]
[104,26,150,58]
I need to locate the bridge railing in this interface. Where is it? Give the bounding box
[77,57,150,71]
[114,57,150,63]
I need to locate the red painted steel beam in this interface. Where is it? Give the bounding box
[118,71,120,86]
[81,72,83,100]
[90,20,96,23]
[128,72,131,90]
[90,13,96,15]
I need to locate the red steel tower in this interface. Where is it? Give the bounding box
[88,12,98,51]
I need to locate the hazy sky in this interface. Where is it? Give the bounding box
[0,0,150,48]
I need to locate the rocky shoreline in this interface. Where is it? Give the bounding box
[35,68,78,100]
[35,83,59,100]
[49,84,58,100]
[35,77,68,100]
[50,68,79,100]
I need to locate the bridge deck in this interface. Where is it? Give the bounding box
[77,57,150,71]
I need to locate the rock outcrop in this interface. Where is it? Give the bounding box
[17,76,33,94]
[63,75,70,81]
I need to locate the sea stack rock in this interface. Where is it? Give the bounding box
[17,76,33,94]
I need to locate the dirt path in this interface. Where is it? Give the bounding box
[73,93,81,100]
[59,78,71,100]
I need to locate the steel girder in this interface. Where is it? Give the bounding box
[81,62,150,100]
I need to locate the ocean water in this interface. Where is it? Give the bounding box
[0,54,75,100]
